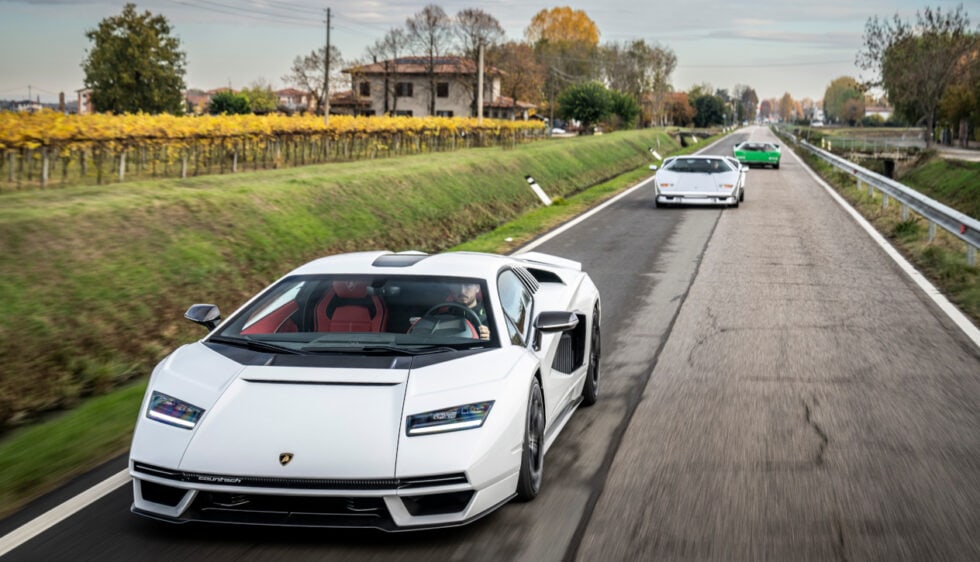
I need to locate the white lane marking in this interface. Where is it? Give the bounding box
[787,146,980,348]
[519,175,656,253]
[0,469,131,557]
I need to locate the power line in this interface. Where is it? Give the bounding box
[171,0,319,27]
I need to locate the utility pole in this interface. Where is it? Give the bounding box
[323,7,331,125]
[477,42,484,124]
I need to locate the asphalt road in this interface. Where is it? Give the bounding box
[4,127,979,561]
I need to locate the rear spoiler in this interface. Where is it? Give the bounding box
[514,251,582,272]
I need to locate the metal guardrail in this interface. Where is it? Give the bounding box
[775,128,979,267]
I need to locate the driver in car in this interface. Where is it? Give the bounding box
[452,282,490,340]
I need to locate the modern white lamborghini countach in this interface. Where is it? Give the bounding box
[129,250,601,531]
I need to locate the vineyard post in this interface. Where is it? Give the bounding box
[40,146,49,189]
[118,148,126,182]
[61,151,69,185]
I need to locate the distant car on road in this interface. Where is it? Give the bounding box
[733,141,781,169]
[649,155,746,208]
[128,250,602,531]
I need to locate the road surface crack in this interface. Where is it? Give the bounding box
[803,396,828,466]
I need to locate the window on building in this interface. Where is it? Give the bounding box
[435,110,454,118]
[395,82,413,97]
[394,110,414,117]
[436,82,449,98]
[359,81,370,97]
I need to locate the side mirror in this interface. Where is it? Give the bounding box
[185,304,221,331]
[649,164,658,171]
[533,311,579,351]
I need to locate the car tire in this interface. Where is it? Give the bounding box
[739,189,745,203]
[774,163,780,169]
[516,378,545,502]
[581,309,601,407]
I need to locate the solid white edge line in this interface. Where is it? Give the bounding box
[787,145,980,348]
[0,469,131,557]
[518,174,657,253]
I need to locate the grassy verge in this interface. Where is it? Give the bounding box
[0,129,677,430]
[0,128,696,519]
[786,142,979,324]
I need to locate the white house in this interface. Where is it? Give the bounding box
[341,56,534,120]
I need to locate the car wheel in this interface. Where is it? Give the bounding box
[581,309,601,407]
[739,189,745,203]
[774,163,780,169]
[516,378,545,502]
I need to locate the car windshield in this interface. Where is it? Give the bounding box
[665,158,733,174]
[740,143,772,152]
[210,275,498,353]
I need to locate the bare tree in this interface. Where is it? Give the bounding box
[456,8,504,116]
[282,45,343,115]
[600,40,676,126]
[406,4,455,116]
[365,27,410,114]
[493,40,545,106]
[733,84,758,123]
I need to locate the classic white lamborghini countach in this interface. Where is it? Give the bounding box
[129,250,601,531]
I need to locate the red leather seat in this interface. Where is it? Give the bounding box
[314,281,386,333]
[241,301,299,334]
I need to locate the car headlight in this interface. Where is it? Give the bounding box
[146,391,205,429]
[406,401,494,436]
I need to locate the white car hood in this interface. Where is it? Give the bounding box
[178,364,408,479]
[670,173,725,192]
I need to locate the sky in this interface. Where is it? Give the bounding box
[0,0,970,105]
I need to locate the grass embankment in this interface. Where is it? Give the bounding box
[0,128,684,518]
[790,145,979,323]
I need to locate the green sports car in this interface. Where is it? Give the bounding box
[733,141,781,169]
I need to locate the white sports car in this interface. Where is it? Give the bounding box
[650,155,746,208]
[129,250,601,531]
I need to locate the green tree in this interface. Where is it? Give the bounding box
[689,90,725,127]
[858,5,979,145]
[81,3,186,114]
[241,80,278,114]
[208,91,250,115]
[557,81,611,133]
[607,89,641,129]
[823,76,864,124]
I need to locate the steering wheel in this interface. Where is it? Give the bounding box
[413,302,483,338]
